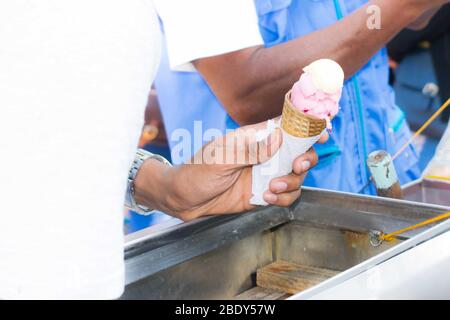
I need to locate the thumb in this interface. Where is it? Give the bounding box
[246,127,282,165]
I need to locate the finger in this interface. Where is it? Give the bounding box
[204,119,283,167]
[191,114,276,165]
[318,131,329,144]
[292,147,319,175]
[236,116,281,134]
[244,127,283,165]
[263,189,302,207]
[269,173,306,194]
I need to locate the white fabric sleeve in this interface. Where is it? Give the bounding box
[153,0,264,72]
[0,0,161,299]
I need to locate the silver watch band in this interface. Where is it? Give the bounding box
[125,148,172,216]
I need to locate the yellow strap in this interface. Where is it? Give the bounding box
[361,98,450,193]
[424,175,450,182]
[369,97,450,243]
[378,98,450,241]
[380,211,450,242]
[393,98,450,161]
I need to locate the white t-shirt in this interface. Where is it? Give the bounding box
[0,0,161,299]
[153,0,263,72]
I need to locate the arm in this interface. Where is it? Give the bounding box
[408,6,442,30]
[194,0,448,125]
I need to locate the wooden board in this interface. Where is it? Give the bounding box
[256,260,339,295]
[235,286,289,300]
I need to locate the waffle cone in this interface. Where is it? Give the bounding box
[281,90,327,138]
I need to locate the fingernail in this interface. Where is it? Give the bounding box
[272,181,288,193]
[301,161,311,171]
[263,193,278,204]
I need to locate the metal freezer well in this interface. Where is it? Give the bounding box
[123,188,450,299]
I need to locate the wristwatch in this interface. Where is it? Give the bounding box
[125,148,172,216]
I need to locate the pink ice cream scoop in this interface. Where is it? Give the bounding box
[290,59,344,129]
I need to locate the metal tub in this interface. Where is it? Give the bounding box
[123,188,450,299]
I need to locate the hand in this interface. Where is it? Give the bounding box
[134,120,328,221]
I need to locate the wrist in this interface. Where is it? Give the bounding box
[376,0,426,25]
[408,6,441,30]
[401,0,436,18]
[133,158,174,213]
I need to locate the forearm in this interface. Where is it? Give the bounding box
[195,0,429,125]
[408,6,441,30]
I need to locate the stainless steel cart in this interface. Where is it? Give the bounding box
[123,187,450,299]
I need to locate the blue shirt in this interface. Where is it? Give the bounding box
[154,0,421,195]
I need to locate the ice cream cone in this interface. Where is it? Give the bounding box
[281,90,327,138]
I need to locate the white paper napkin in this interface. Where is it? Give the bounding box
[250,120,324,206]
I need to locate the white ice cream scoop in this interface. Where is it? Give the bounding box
[303,59,345,94]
